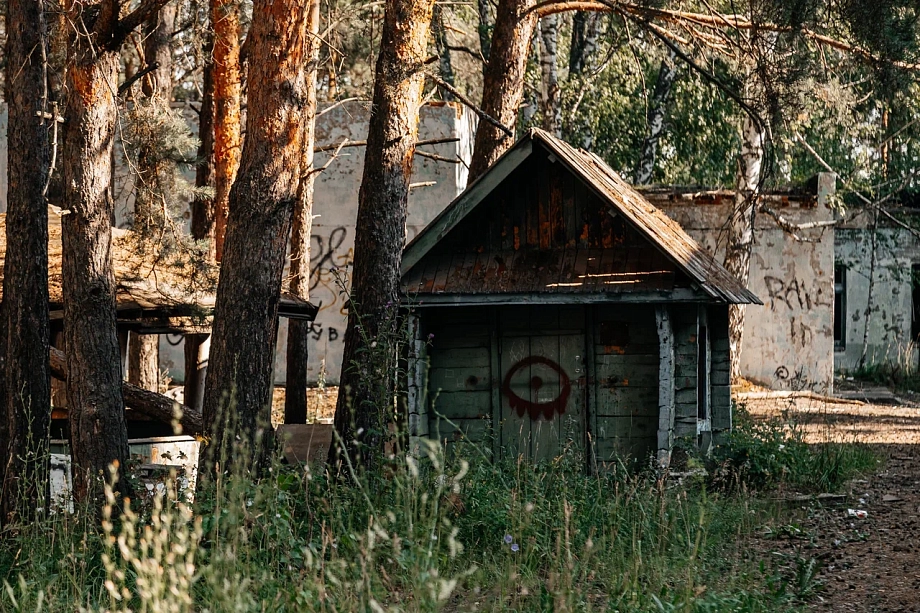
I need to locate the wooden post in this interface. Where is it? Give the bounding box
[655,305,675,468]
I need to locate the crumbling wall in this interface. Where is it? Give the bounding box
[273,101,475,385]
[652,178,836,393]
[835,224,920,371]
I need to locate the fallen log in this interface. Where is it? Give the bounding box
[49,346,203,435]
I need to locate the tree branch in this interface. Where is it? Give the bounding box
[424,72,514,137]
[50,346,202,434]
[529,0,920,71]
[118,62,160,96]
[111,0,174,50]
[314,136,459,153]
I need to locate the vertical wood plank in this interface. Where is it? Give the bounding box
[585,305,598,470]
[655,305,675,467]
[490,307,501,460]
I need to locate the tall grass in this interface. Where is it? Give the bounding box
[709,404,879,493]
[0,422,828,613]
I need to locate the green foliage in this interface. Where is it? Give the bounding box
[848,359,920,390]
[709,404,879,492]
[0,432,828,612]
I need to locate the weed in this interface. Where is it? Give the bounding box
[708,403,879,493]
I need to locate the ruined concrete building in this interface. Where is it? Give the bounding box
[0,101,912,408]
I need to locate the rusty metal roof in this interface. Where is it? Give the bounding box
[402,129,760,305]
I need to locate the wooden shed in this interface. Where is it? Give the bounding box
[400,129,760,468]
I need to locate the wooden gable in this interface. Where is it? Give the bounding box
[402,141,700,301]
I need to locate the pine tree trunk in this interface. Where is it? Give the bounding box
[477,0,492,64]
[62,27,132,505]
[634,51,677,185]
[724,114,763,382]
[538,14,560,137]
[1,0,52,522]
[468,0,537,181]
[127,6,175,394]
[284,0,321,425]
[127,334,160,392]
[210,0,242,262]
[329,0,436,471]
[185,38,215,413]
[200,0,310,473]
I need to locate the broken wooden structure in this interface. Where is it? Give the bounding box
[0,206,318,438]
[400,129,760,467]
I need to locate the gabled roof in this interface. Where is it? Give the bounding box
[402,129,760,305]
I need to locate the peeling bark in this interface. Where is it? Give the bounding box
[2,0,52,522]
[538,14,561,136]
[724,114,763,382]
[468,0,538,181]
[330,0,436,471]
[634,51,678,185]
[201,0,310,474]
[211,0,242,262]
[284,0,321,425]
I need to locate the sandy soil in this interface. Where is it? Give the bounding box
[746,394,920,611]
[269,386,338,425]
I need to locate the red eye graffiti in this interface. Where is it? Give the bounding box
[502,356,572,421]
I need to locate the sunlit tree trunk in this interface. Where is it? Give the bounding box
[329,0,436,472]
[568,11,599,76]
[724,114,763,382]
[210,0,242,262]
[201,0,309,474]
[1,0,52,522]
[284,0,321,425]
[468,0,537,181]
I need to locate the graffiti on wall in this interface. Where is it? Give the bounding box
[502,356,572,421]
[763,276,831,312]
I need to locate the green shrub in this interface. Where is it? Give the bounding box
[709,403,879,493]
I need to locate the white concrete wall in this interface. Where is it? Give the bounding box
[271,101,475,384]
[153,101,474,384]
[655,184,836,393]
[834,224,920,371]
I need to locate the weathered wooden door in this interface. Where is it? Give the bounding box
[500,332,586,462]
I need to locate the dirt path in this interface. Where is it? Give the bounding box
[747,397,920,611]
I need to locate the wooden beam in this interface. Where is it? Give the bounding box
[49,346,202,434]
[655,305,675,468]
[404,288,712,306]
